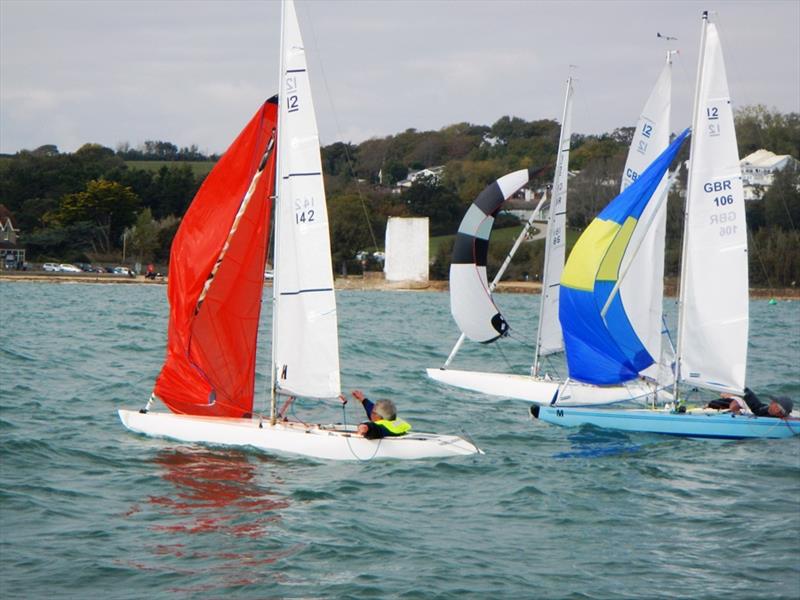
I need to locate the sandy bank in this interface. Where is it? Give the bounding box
[1,272,797,299]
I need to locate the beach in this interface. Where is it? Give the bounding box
[2,271,797,299]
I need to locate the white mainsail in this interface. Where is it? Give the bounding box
[533,76,573,372]
[272,0,341,399]
[617,54,672,381]
[676,16,748,393]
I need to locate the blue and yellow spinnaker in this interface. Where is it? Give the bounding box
[559,128,689,385]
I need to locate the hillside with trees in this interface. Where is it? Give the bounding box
[0,105,797,287]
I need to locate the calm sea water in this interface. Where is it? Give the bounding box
[1,281,799,599]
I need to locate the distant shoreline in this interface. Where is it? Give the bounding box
[2,272,798,299]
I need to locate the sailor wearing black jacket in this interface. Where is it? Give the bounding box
[725,387,795,418]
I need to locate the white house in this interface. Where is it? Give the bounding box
[394,166,445,192]
[740,149,798,200]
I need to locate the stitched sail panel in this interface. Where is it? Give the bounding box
[154,100,278,417]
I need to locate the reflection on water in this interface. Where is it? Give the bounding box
[123,449,305,591]
[553,428,643,458]
[149,449,289,536]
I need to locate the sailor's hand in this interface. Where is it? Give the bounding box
[357,423,369,436]
[338,394,347,405]
[352,390,366,403]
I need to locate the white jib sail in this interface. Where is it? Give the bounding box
[273,0,341,398]
[534,77,573,368]
[678,19,748,393]
[618,54,672,382]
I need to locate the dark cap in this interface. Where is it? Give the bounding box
[769,396,794,415]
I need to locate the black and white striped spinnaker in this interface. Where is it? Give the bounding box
[450,169,535,343]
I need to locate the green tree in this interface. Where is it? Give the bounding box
[328,194,377,274]
[762,165,800,230]
[155,214,181,263]
[402,175,464,236]
[149,165,200,217]
[55,179,140,254]
[126,208,160,263]
[23,221,97,262]
[735,105,800,158]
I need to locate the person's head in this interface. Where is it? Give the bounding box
[768,396,793,418]
[371,399,397,422]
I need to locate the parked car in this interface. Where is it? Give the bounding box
[75,262,99,272]
[113,266,133,276]
[42,263,59,272]
[59,263,82,273]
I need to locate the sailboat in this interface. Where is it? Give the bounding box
[118,0,482,460]
[428,61,674,407]
[531,12,799,439]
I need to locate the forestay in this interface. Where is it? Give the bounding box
[677,20,748,393]
[273,0,341,398]
[450,169,534,343]
[618,55,672,382]
[559,129,689,385]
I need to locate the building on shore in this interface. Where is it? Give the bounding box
[740,149,798,201]
[0,204,25,270]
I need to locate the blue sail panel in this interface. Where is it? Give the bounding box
[560,287,639,384]
[596,280,654,372]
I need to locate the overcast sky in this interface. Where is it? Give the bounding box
[1,0,798,155]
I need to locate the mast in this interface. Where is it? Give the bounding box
[270,0,288,425]
[673,11,708,401]
[532,75,573,376]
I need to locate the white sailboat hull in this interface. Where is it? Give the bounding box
[426,368,664,407]
[119,409,482,461]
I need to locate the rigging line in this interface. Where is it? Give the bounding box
[746,228,775,291]
[506,331,536,351]
[288,397,311,428]
[493,339,517,373]
[541,354,563,380]
[771,164,797,231]
[341,402,381,462]
[300,2,380,252]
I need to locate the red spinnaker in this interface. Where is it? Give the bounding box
[154,99,278,417]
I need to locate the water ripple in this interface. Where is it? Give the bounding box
[1,284,799,598]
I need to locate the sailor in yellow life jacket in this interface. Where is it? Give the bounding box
[349,390,411,439]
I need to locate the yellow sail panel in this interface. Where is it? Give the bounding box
[597,216,638,282]
[561,219,620,291]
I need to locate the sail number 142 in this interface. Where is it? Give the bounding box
[294,197,316,225]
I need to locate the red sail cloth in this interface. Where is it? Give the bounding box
[154,100,277,417]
